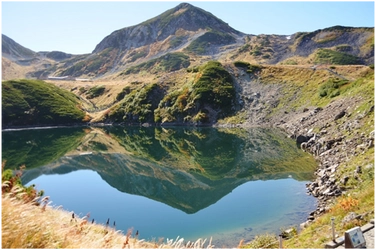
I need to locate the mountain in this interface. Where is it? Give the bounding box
[1,3,374,80]
[54,2,245,78]
[228,26,374,66]
[93,2,244,53]
[2,34,36,61]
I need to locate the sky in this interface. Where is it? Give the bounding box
[1,1,375,55]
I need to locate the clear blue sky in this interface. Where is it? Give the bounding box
[1,1,374,54]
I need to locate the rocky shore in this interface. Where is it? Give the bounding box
[273,96,374,228]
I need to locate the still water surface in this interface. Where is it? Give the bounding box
[2,126,317,247]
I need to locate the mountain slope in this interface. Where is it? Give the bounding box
[1,3,374,80]
[54,3,245,78]
[2,34,36,61]
[93,2,243,53]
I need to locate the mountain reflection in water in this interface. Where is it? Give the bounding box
[2,126,317,246]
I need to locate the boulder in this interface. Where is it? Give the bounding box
[296,134,312,145]
[334,110,346,120]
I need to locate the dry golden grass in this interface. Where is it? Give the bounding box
[2,194,154,248]
[2,190,214,249]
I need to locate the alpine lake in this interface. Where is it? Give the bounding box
[2,126,318,248]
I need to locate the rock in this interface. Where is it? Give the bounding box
[312,188,319,197]
[367,138,374,149]
[341,176,350,185]
[365,164,373,170]
[368,105,374,114]
[314,107,323,113]
[355,166,362,174]
[301,142,308,151]
[300,221,310,229]
[342,212,362,225]
[296,134,312,144]
[334,110,346,120]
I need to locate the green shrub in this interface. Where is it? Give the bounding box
[335,45,352,52]
[86,86,105,99]
[86,58,103,72]
[238,44,251,53]
[170,36,185,48]
[116,86,131,101]
[79,87,86,94]
[187,67,199,73]
[234,61,262,74]
[108,83,164,123]
[283,59,298,65]
[319,78,349,98]
[121,52,190,75]
[234,61,251,68]
[130,50,147,62]
[314,49,362,65]
[251,49,262,56]
[155,61,236,124]
[247,64,263,74]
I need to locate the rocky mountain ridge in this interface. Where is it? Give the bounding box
[2,3,374,80]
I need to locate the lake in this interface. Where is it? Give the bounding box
[2,126,318,247]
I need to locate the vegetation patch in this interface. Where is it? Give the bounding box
[121,52,190,75]
[335,44,353,52]
[60,48,117,76]
[86,85,106,99]
[155,61,236,124]
[313,49,362,65]
[318,78,349,98]
[234,61,250,68]
[129,50,147,62]
[241,234,279,249]
[184,30,235,55]
[108,83,164,123]
[234,61,263,74]
[116,86,132,101]
[2,79,86,127]
[281,59,298,65]
[169,36,186,48]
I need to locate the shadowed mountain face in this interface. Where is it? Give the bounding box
[2,34,36,60]
[3,126,317,214]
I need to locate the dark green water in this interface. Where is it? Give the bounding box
[2,126,318,247]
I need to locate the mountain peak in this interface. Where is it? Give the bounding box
[175,2,194,9]
[92,3,243,54]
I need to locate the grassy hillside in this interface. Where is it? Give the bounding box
[107,83,165,123]
[2,79,87,127]
[120,52,190,75]
[313,48,362,65]
[155,61,236,124]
